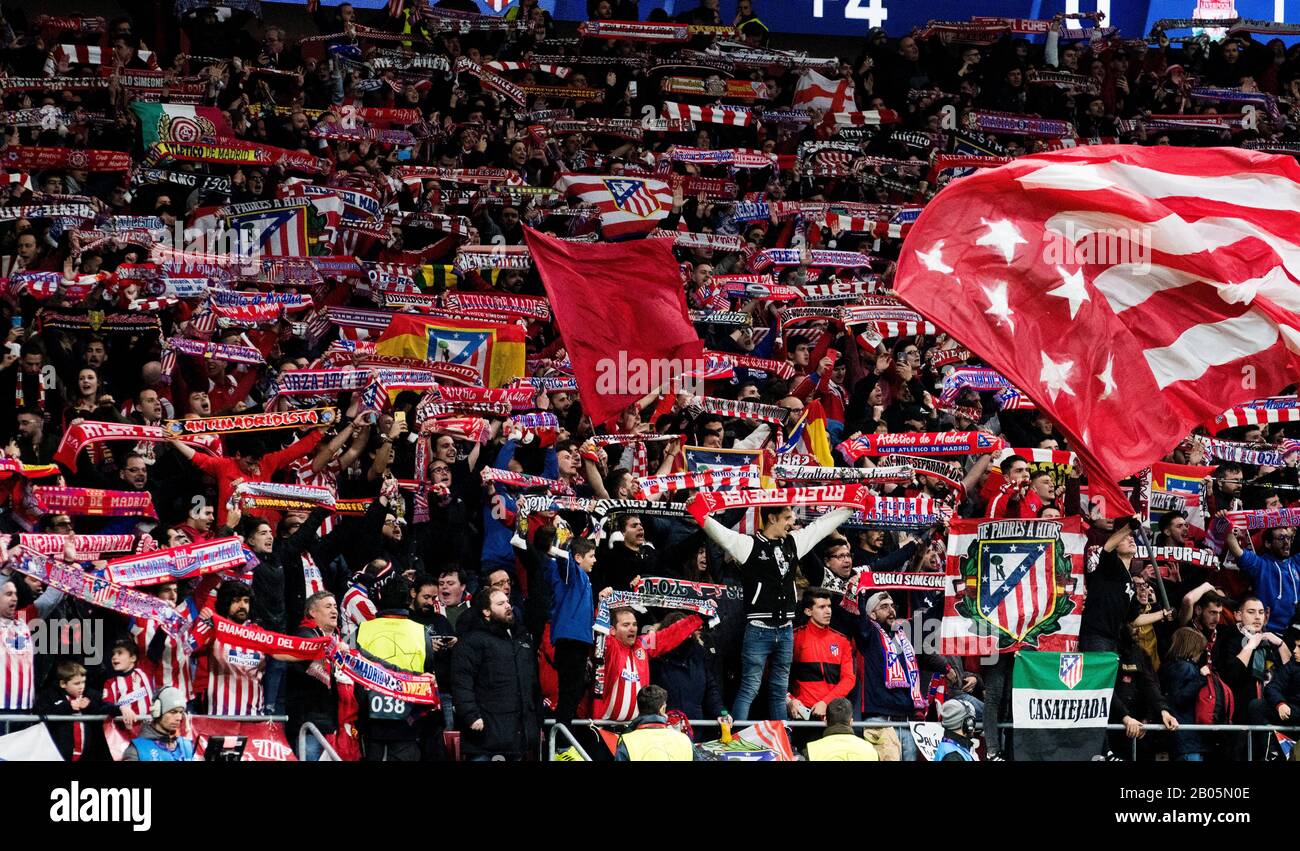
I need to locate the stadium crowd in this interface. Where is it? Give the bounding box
[2,0,1300,762]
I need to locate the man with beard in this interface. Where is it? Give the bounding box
[1221,519,1300,632]
[857,591,923,760]
[409,573,457,758]
[355,572,441,761]
[451,588,541,761]
[192,581,267,716]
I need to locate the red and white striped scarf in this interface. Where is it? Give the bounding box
[480,467,573,494]
[420,417,491,443]
[1216,398,1300,429]
[44,44,157,75]
[661,101,753,127]
[484,60,572,78]
[636,464,762,497]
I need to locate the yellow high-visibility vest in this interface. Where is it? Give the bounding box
[619,727,694,761]
[806,733,880,761]
[357,617,426,673]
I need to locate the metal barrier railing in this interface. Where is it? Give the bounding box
[9,714,1294,761]
[297,722,341,762]
[546,723,593,761]
[544,718,1300,761]
[0,714,288,723]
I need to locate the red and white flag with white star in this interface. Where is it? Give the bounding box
[895,145,1300,516]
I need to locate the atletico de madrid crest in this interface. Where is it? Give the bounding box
[1058,653,1083,689]
[955,520,1076,651]
[602,178,661,218]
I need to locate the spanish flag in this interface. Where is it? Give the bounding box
[374,314,526,388]
[779,400,835,467]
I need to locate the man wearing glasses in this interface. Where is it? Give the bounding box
[1220,518,1300,633]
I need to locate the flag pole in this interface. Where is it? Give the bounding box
[1131,519,1171,612]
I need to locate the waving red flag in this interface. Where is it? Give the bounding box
[525,228,704,427]
[895,145,1300,516]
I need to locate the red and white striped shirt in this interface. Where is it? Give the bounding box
[342,584,377,641]
[132,616,194,699]
[102,668,154,717]
[291,456,342,541]
[593,615,702,722]
[0,607,37,711]
[205,638,266,717]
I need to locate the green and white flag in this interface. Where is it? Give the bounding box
[1012,651,1117,760]
[1013,651,1117,728]
[130,102,233,149]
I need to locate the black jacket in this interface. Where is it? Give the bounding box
[1264,658,1300,710]
[285,623,340,739]
[651,638,724,722]
[410,607,457,699]
[741,534,801,626]
[594,541,656,594]
[857,615,918,718]
[34,687,121,761]
[1213,627,1283,723]
[279,507,333,630]
[1110,644,1168,723]
[450,615,540,757]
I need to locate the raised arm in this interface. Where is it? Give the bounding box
[1178,581,1217,626]
[700,515,754,564]
[1104,516,1139,553]
[262,428,325,476]
[30,582,66,619]
[311,417,360,474]
[792,508,853,559]
[643,613,702,659]
[169,438,200,463]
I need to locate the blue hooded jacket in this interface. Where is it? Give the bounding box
[1236,549,1300,632]
[544,551,594,645]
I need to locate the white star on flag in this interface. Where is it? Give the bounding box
[1048,266,1090,319]
[1097,354,1117,400]
[1039,351,1077,402]
[976,218,1027,264]
[914,241,953,274]
[983,281,1015,331]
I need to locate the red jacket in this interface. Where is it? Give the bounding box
[593,614,701,722]
[985,479,1044,519]
[189,430,324,527]
[790,621,856,707]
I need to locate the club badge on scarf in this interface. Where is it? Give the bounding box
[5,552,186,639]
[104,536,247,587]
